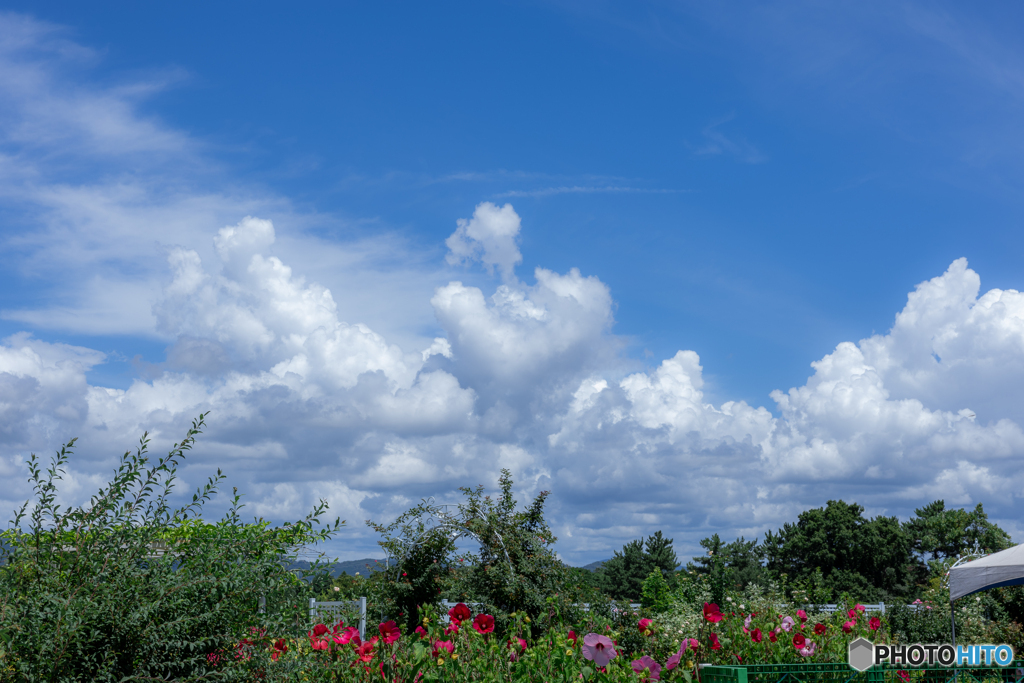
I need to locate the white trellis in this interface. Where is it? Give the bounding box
[309,597,367,640]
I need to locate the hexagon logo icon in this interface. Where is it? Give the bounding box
[848,637,875,672]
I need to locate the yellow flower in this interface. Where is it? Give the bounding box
[423,617,431,625]
[565,648,573,656]
[452,653,459,660]
[437,658,445,665]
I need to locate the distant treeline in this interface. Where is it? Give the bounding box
[582,499,1012,603]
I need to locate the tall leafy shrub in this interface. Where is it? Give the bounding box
[0,415,341,682]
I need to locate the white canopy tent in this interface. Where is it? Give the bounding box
[948,543,1024,601]
[946,543,1024,670]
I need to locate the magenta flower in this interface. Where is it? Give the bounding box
[631,655,662,681]
[582,633,618,667]
[665,639,695,670]
[780,616,795,632]
[796,609,808,621]
[333,626,360,645]
[432,640,454,658]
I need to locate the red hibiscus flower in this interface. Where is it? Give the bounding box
[768,630,778,643]
[448,602,472,624]
[568,630,578,644]
[271,638,288,661]
[751,628,763,643]
[312,624,329,637]
[355,637,378,663]
[793,633,806,649]
[379,620,401,644]
[709,633,722,650]
[703,603,724,623]
[814,623,827,635]
[842,620,855,633]
[869,617,881,631]
[796,609,808,622]
[638,618,654,635]
[472,614,495,634]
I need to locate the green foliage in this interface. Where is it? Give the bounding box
[0,415,342,682]
[597,531,678,601]
[641,567,671,612]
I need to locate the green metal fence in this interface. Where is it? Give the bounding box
[702,662,1024,683]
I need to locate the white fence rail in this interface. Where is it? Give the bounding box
[438,599,643,623]
[793,603,929,614]
[309,597,367,639]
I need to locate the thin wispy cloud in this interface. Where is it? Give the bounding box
[495,186,690,198]
[693,114,767,164]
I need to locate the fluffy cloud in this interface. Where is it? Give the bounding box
[4,13,1024,563]
[4,204,1024,562]
[444,202,523,282]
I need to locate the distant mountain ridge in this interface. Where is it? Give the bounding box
[288,558,394,577]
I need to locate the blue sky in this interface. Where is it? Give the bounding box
[2,2,1024,563]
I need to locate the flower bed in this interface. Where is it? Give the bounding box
[210,594,1012,682]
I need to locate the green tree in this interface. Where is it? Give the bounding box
[367,499,458,633]
[687,534,766,596]
[597,531,678,601]
[369,469,594,633]
[906,500,1012,564]
[453,470,576,627]
[762,499,913,601]
[641,566,672,612]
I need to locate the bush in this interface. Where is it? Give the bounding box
[0,415,342,681]
[886,601,951,644]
